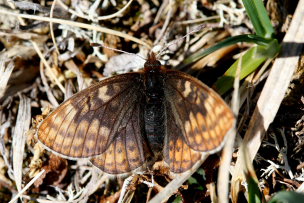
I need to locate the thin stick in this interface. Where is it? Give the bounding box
[217,52,242,203]
[9,170,45,203]
[0,9,151,48]
[50,0,59,54]
[56,0,134,21]
[31,40,65,93]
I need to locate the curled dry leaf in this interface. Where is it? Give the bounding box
[34,154,68,188]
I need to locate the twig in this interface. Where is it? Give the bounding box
[0,9,151,48]
[9,170,46,203]
[56,0,134,21]
[217,51,241,203]
[31,40,65,93]
[50,0,59,54]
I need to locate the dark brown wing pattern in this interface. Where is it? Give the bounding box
[37,73,145,159]
[164,70,234,170]
[90,103,152,174]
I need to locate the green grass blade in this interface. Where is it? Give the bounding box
[269,191,304,203]
[215,46,265,94]
[242,0,275,38]
[178,34,273,70]
[215,39,280,94]
[247,175,262,203]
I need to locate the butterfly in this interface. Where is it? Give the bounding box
[37,52,235,174]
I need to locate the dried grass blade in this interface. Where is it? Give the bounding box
[0,58,14,99]
[12,94,31,193]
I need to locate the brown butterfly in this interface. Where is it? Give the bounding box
[37,53,235,174]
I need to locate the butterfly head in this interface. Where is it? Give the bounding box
[144,52,162,71]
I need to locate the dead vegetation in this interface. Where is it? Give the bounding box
[0,0,303,202]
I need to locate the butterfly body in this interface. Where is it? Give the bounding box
[37,53,234,174]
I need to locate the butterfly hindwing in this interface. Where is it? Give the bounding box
[164,70,234,153]
[164,101,202,173]
[90,102,152,174]
[37,73,143,158]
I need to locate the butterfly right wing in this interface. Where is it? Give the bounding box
[163,70,234,173]
[164,70,234,153]
[37,73,144,159]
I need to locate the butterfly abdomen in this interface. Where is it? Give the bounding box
[144,103,166,157]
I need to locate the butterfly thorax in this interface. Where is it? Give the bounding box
[142,54,166,159]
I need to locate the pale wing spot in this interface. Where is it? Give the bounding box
[59,120,78,151]
[207,95,215,106]
[219,117,226,131]
[169,140,174,148]
[169,140,175,159]
[205,117,212,129]
[184,120,192,134]
[192,85,198,93]
[76,119,90,144]
[70,131,89,156]
[60,136,73,151]
[195,96,201,105]
[97,86,111,102]
[86,139,96,151]
[221,114,228,125]
[215,104,224,115]
[215,105,221,115]
[204,100,212,112]
[209,128,217,139]
[194,133,203,144]
[208,111,216,124]
[105,145,115,166]
[47,115,64,142]
[100,126,110,136]
[174,139,183,159]
[214,125,221,136]
[196,112,205,130]
[202,131,210,140]
[88,119,100,136]
[187,133,195,144]
[182,145,190,161]
[115,142,126,163]
[189,112,198,132]
[182,81,192,97]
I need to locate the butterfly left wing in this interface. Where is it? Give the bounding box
[90,102,153,174]
[164,70,235,154]
[37,73,144,158]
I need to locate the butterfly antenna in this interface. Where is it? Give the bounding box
[156,24,205,58]
[91,42,146,60]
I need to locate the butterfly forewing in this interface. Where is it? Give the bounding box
[90,103,153,174]
[164,70,234,153]
[37,73,142,158]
